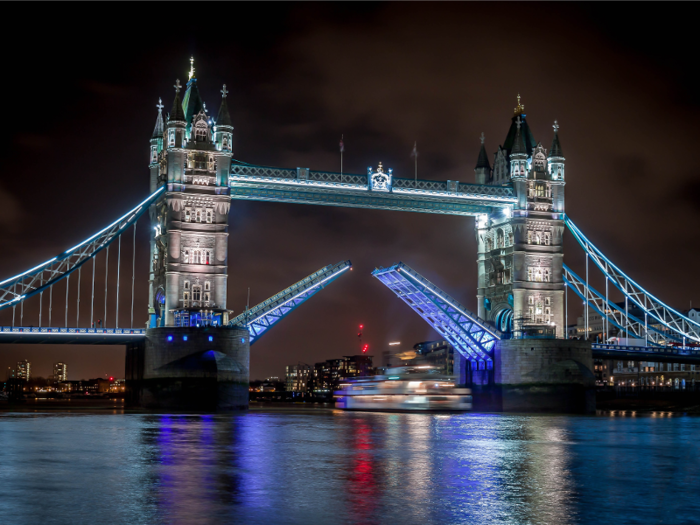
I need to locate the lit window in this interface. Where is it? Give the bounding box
[527,231,532,245]
[196,209,202,223]
[204,281,210,291]
[545,297,551,306]
[183,250,189,263]
[184,281,190,290]
[192,286,201,302]
[544,231,551,246]
[206,209,213,223]
[528,296,534,305]
[185,209,191,222]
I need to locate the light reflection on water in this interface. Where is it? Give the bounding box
[0,409,699,525]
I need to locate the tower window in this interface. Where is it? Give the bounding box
[196,209,202,223]
[195,125,207,141]
[543,269,550,282]
[527,231,532,245]
[545,297,551,306]
[192,286,201,302]
[528,296,534,305]
[206,209,213,223]
[183,291,190,307]
[204,281,211,291]
[183,250,189,263]
[544,231,551,246]
[184,281,190,290]
[185,208,191,222]
[204,292,210,302]
[205,250,211,265]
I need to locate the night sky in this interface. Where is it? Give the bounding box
[1,4,698,381]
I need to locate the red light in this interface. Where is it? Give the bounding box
[362,344,369,353]
[109,377,114,381]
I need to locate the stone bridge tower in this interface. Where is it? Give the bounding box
[148,61,233,328]
[475,97,566,338]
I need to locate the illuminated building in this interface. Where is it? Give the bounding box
[17,360,31,381]
[53,362,67,382]
[285,364,313,394]
[148,59,234,328]
[475,97,565,338]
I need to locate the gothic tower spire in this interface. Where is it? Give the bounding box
[475,132,491,185]
[548,120,565,181]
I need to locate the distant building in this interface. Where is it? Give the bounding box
[17,360,31,381]
[412,341,456,375]
[285,364,313,394]
[53,362,67,382]
[285,355,375,398]
[595,358,700,389]
[683,307,699,325]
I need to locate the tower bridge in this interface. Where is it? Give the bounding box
[1,63,698,411]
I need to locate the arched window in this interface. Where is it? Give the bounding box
[192,286,201,302]
[205,251,210,265]
[204,281,211,291]
[183,291,189,306]
[206,209,213,223]
[195,123,207,141]
[496,229,504,248]
[184,250,189,263]
[196,210,202,223]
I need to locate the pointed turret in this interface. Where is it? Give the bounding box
[474,132,491,185]
[166,80,187,151]
[182,58,204,127]
[217,85,233,127]
[214,84,234,154]
[548,120,565,181]
[509,117,528,178]
[149,98,165,193]
[502,94,537,157]
[152,98,164,139]
[169,79,186,122]
[549,120,563,158]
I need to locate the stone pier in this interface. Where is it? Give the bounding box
[126,326,250,410]
[469,339,596,413]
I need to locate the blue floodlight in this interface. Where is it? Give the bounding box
[183,335,188,341]
[208,336,213,342]
[167,335,173,342]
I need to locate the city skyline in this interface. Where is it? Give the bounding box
[1,4,698,380]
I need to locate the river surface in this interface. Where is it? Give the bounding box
[0,407,698,525]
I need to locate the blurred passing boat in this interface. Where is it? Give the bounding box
[334,366,471,412]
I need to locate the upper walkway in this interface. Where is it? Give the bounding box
[229,161,516,217]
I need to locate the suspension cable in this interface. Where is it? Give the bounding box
[91,256,95,328]
[49,284,53,327]
[116,234,121,329]
[39,291,43,328]
[77,266,81,327]
[12,283,16,327]
[65,274,70,328]
[104,246,109,329]
[131,221,137,329]
[20,298,24,326]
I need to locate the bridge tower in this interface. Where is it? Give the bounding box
[128,61,248,410]
[149,62,233,328]
[476,97,566,339]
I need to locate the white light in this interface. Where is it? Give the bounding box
[388,341,401,346]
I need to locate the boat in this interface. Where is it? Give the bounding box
[334,366,472,412]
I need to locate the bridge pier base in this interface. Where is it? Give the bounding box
[471,339,596,413]
[125,327,250,411]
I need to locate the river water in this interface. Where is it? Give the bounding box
[0,408,698,525]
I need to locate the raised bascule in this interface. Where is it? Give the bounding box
[1,63,699,412]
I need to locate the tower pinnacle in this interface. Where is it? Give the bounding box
[514,94,525,116]
[152,97,165,139]
[189,57,195,80]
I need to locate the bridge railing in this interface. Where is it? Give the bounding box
[591,343,700,357]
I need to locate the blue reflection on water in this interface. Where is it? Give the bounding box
[0,410,699,525]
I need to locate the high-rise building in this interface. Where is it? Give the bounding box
[148,58,233,328]
[17,360,31,381]
[53,362,67,382]
[475,96,566,338]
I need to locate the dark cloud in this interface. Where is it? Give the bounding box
[0,4,698,380]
